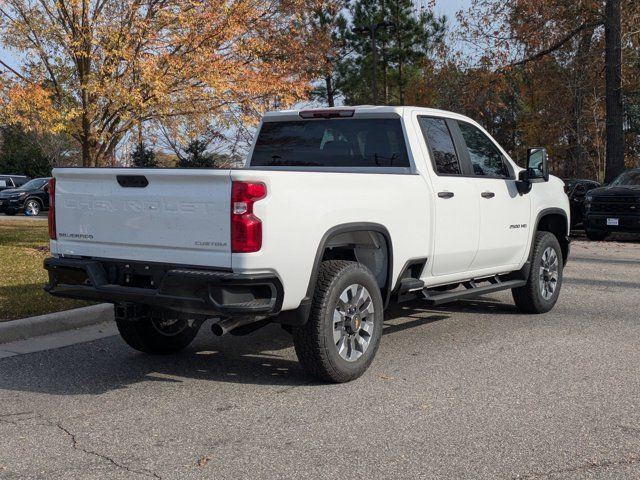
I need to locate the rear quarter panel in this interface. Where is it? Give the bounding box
[230,170,431,310]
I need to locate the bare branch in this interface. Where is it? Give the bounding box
[508,21,604,68]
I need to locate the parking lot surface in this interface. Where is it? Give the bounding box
[0,212,47,220]
[1,240,639,479]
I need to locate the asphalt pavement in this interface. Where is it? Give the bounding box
[1,240,639,479]
[0,212,47,220]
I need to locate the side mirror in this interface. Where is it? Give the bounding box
[526,147,549,182]
[516,147,548,195]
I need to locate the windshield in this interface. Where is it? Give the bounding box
[250,118,410,168]
[18,178,49,190]
[610,171,640,187]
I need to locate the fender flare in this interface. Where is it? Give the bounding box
[531,207,570,265]
[276,222,394,326]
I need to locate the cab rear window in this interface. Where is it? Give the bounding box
[250,118,410,168]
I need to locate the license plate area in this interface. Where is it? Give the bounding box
[607,218,619,226]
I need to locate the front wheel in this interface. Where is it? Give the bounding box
[292,261,384,383]
[512,231,564,314]
[23,199,41,216]
[116,315,201,354]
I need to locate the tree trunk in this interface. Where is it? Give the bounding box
[382,42,388,105]
[325,74,335,107]
[567,30,593,178]
[395,0,404,105]
[81,112,92,167]
[604,0,624,183]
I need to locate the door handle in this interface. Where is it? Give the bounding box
[481,192,495,199]
[438,191,455,199]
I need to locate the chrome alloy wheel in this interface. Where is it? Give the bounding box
[539,246,559,300]
[24,200,40,216]
[333,284,375,362]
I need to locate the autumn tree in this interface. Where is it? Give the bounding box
[0,0,329,167]
[457,0,640,180]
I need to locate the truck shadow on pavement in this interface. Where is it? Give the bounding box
[0,297,517,395]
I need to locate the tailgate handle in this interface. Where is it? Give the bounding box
[117,175,149,188]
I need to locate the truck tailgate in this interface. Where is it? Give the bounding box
[52,168,232,268]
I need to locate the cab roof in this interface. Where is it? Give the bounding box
[262,106,475,124]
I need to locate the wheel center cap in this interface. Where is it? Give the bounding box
[345,313,362,334]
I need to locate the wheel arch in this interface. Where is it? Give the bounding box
[534,208,570,265]
[276,222,393,326]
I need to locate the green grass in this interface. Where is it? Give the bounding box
[0,219,90,321]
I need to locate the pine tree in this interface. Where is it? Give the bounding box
[0,126,51,177]
[309,4,350,107]
[177,140,218,168]
[130,142,157,168]
[337,0,446,106]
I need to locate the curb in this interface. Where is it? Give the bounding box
[0,304,114,344]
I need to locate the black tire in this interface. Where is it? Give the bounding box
[3,210,17,216]
[116,316,200,354]
[512,231,563,314]
[292,260,384,383]
[585,230,609,241]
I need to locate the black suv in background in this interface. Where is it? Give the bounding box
[0,175,30,192]
[564,178,601,228]
[583,169,640,240]
[0,177,51,216]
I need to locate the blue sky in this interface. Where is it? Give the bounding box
[433,0,471,25]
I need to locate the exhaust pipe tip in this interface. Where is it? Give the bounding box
[211,316,269,337]
[211,322,227,337]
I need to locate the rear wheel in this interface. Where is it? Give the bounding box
[512,231,563,314]
[116,315,201,354]
[292,261,384,383]
[585,230,609,241]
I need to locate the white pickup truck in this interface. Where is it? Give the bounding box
[44,106,570,382]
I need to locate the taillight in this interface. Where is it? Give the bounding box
[48,178,56,240]
[231,181,266,253]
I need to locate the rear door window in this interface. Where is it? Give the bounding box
[418,117,462,175]
[250,118,410,168]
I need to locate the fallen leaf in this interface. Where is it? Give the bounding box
[379,374,395,381]
[197,456,211,467]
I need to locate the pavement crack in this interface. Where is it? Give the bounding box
[56,423,162,479]
[0,411,33,419]
[513,453,640,479]
[0,411,36,426]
